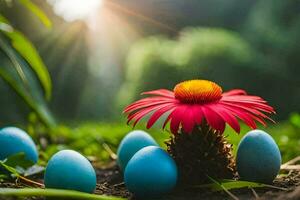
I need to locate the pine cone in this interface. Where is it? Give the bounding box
[166,124,236,185]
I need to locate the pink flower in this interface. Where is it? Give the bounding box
[124,80,275,134]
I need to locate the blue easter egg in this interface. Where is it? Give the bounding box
[124,146,177,197]
[117,130,158,171]
[0,127,38,163]
[236,129,281,183]
[44,150,96,193]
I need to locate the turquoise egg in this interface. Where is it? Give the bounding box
[44,150,96,193]
[124,146,177,197]
[0,127,38,163]
[236,129,281,183]
[117,130,158,171]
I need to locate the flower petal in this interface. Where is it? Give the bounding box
[127,104,170,126]
[222,89,247,96]
[142,89,174,98]
[124,97,176,113]
[169,107,185,134]
[220,102,274,123]
[124,86,275,135]
[181,105,196,133]
[191,105,204,125]
[201,106,226,132]
[207,104,241,133]
[146,103,176,129]
[221,105,257,129]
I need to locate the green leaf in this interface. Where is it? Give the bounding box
[0,162,19,177]
[212,180,265,191]
[0,67,55,127]
[205,176,239,200]
[0,188,126,200]
[5,30,52,100]
[18,0,52,28]
[0,66,35,110]
[0,17,55,127]
[3,153,34,169]
[193,179,284,191]
[0,15,52,100]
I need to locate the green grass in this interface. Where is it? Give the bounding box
[37,121,170,164]
[38,114,300,164]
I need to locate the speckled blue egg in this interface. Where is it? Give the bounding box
[117,130,158,171]
[44,150,96,193]
[124,146,177,197]
[0,127,38,163]
[236,129,281,183]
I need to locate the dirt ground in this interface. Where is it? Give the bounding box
[1,161,300,200]
[95,162,300,200]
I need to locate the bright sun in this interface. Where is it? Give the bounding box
[48,0,103,22]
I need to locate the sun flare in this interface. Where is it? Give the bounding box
[48,0,103,22]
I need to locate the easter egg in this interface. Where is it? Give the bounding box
[117,130,158,170]
[0,127,38,163]
[124,146,177,197]
[44,150,96,193]
[236,129,281,183]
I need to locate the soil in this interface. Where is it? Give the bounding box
[95,162,300,200]
[1,161,300,200]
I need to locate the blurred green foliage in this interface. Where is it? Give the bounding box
[242,0,300,119]
[117,0,300,121]
[30,114,299,165]
[34,122,169,165]
[0,0,54,127]
[120,21,300,119]
[0,0,299,122]
[118,27,255,108]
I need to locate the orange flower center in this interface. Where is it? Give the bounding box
[174,80,222,104]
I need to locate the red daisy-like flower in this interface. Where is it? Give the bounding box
[124,80,275,134]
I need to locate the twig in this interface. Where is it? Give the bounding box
[17,176,44,188]
[250,187,259,199]
[113,182,125,187]
[94,134,117,160]
[206,175,239,200]
[262,184,289,191]
[102,143,117,160]
[280,165,300,170]
[281,156,300,168]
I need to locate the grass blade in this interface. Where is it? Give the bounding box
[192,179,287,191]
[206,176,239,200]
[213,180,265,191]
[0,188,125,200]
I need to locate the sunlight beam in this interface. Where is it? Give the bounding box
[48,0,103,22]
